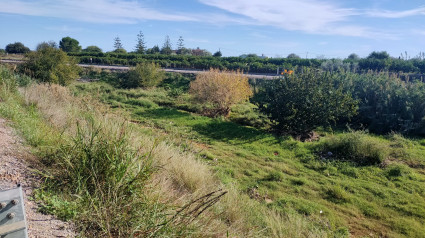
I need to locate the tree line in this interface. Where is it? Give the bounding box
[2,34,425,74]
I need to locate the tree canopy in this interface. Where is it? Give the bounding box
[5,42,30,54]
[21,47,79,85]
[83,46,103,53]
[367,51,390,60]
[287,53,301,59]
[59,37,81,52]
[36,41,58,51]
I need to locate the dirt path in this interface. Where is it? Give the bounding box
[0,118,76,238]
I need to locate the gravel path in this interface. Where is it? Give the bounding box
[0,118,76,238]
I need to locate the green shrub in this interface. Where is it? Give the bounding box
[20,47,79,85]
[124,62,165,88]
[255,69,357,137]
[316,131,388,165]
[0,65,18,92]
[347,72,425,135]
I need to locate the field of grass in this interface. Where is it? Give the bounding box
[71,78,425,237]
[1,65,341,237]
[2,62,425,237]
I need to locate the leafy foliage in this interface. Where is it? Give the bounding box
[346,72,425,134]
[213,50,222,57]
[367,51,390,60]
[82,46,102,53]
[36,41,58,51]
[59,36,81,52]
[5,42,30,53]
[20,47,79,85]
[190,68,253,116]
[124,62,165,88]
[255,69,357,136]
[287,53,301,59]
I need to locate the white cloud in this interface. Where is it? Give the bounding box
[44,25,84,32]
[366,6,425,18]
[199,0,359,34]
[0,0,194,23]
[198,0,421,38]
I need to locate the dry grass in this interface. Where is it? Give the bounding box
[20,83,268,237]
[265,210,328,238]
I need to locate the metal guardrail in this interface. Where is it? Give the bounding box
[0,185,28,238]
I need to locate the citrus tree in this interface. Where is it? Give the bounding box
[255,69,357,137]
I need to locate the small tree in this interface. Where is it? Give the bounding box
[5,42,30,54]
[213,50,222,57]
[255,69,357,138]
[21,47,79,85]
[114,37,124,51]
[146,45,160,54]
[161,35,172,55]
[190,68,253,117]
[83,46,103,53]
[113,48,127,54]
[367,51,390,60]
[36,41,58,51]
[125,62,165,88]
[347,53,360,60]
[135,31,146,54]
[59,37,81,52]
[287,53,301,59]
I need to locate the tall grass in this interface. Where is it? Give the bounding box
[0,66,269,237]
[0,65,340,237]
[315,131,389,165]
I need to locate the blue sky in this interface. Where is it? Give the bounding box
[1,0,425,58]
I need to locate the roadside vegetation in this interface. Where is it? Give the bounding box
[1,43,425,237]
[72,66,425,237]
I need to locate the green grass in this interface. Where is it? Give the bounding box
[71,79,425,237]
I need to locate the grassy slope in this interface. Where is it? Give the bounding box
[72,81,425,237]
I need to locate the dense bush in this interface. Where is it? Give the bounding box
[346,72,425,134]
[190,68,253,117]
[255,69,357,137]
[5,42,30,54]
[123,62,165,88]
[20,47,79,85]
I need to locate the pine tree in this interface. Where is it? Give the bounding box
[176,36,185,55]
[135,31,146,54]
[161,35,172,55]
[114,37,124,50]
